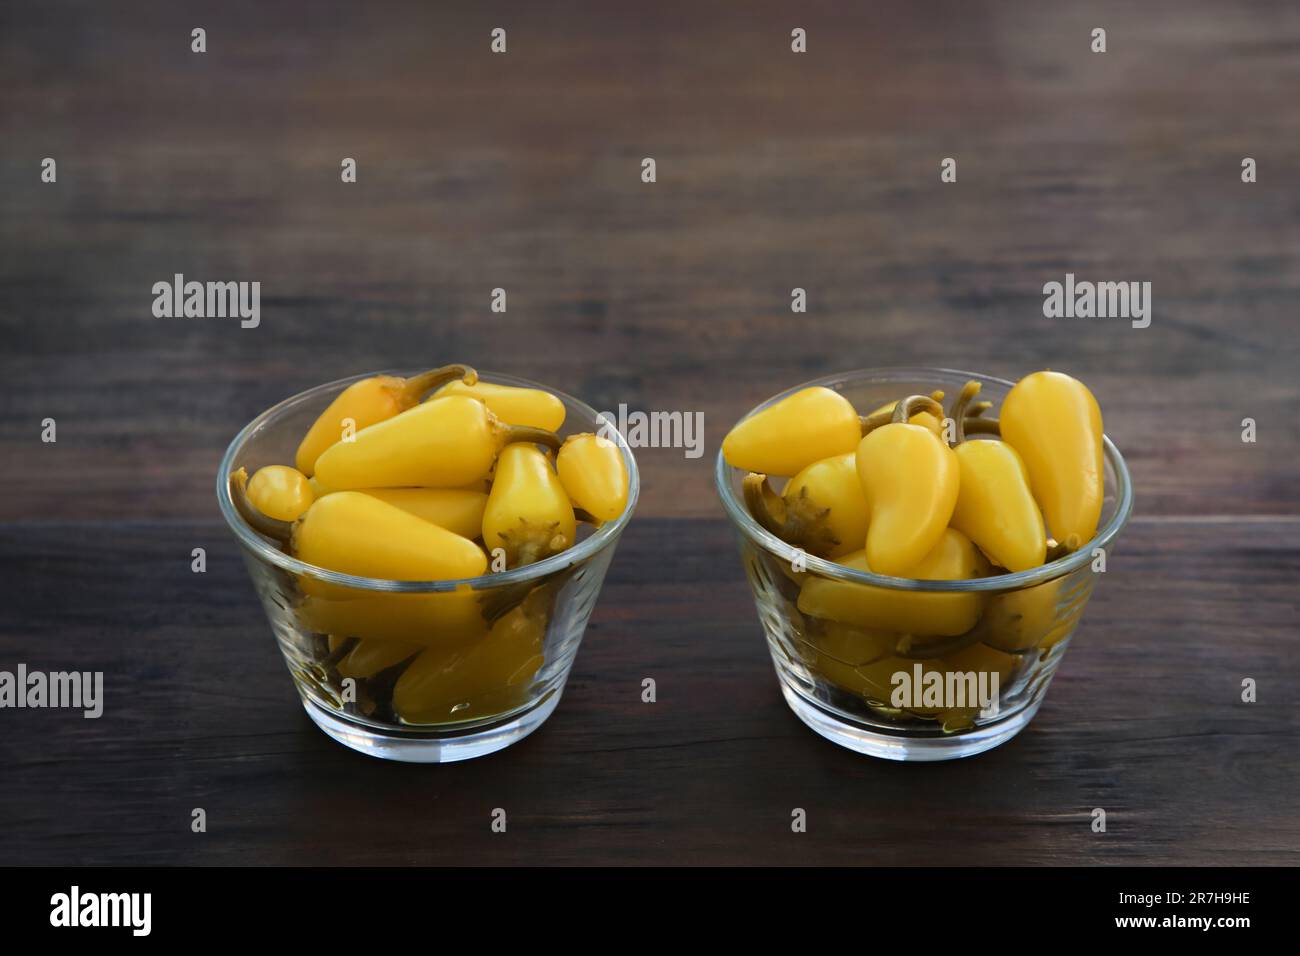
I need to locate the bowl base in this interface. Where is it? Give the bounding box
[779,681,1042,762]
[302,688,563,763]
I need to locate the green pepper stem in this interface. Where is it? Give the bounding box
[861,391,945,434]
[858,409,893,436]
[894,627,985,660]
[891,394,945,425]
[1045,539,1072,561]
[947,381,982,445]
[399,363,479,405]
[501,425,563,452]
[228,469,294,544]
[961,416,1001,437]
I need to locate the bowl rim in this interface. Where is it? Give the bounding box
[217,369,640,592]
[714,365,1134,593]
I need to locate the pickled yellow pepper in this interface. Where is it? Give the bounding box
[722,386,865,476]
[295,364,477,476]
[1000,370,1104,548]
[230,472,487,582]
[797,529,989,637]
[393,587,551,724]
[482,443,577,568]
[313,395,560,490]
[797,619,896,698]
[294,492,487,581]
[336,639,423,680]
[743,452,869,559]
[354,487,488,541]
[246,465,314,522]
[975,580,1061,652]
[556,433,629,523]
[946,381,1046,572]
[856,395,960,577]
[300,589,487,645]
[432,380,566,432]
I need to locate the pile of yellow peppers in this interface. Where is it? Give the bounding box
[723,370,1104,730]
[230,364,630,726]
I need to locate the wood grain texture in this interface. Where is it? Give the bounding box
[0,0,1297,864]
[0,519,1296,865]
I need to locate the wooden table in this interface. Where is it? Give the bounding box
[1,0,1297,865]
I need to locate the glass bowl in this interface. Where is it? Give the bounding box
[217,370,639,763]
[715,367,1133,761]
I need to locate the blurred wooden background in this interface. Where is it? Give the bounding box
[1,0,1297,864]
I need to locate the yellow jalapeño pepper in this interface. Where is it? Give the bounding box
[246,465,314,521]
[431,379,566,432]
[482,443,577,568]
[393,586,551,724]
[978,574,1094,654]
[796,529,988,637]
[295,364,477,476]
[294,491,487,582]
[230,473,487,583]
[722,386,864,476]
[930,641,1021,729]
[802,619,896,667]
[352,487,488,541]
[300,589,487,645]
[335,639,423,680]
[856,395,959,576]
[312,395,561,490]
[1000,370,1104,548]
[556,433,630,522]
[743,452,868,558]
[846,655,949,714]
[310,475,488,498]
[796,619,896,697]
[975,579,1061,652]
[946,381,1047,572]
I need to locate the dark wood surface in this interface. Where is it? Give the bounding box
[1,0,1297,865]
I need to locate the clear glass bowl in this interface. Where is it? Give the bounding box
[217,371,639,763]
[715,367,1133,761]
